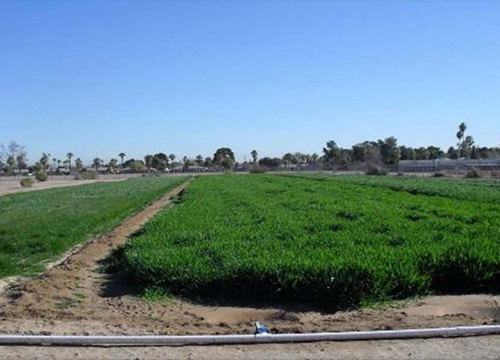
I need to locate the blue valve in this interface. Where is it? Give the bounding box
[254,321,270,335]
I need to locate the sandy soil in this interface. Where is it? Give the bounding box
[2,336,500,360]
[0,179,126,197]
[1,179,500,359]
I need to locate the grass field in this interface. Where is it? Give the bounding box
[0,176,185,278]
[121,174,500,309]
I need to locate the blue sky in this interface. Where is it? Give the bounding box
[1,0,499,164]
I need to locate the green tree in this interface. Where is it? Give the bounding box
[129,160,146,173]
[447,147,458,160]
[323,141,341,166]
[213,148,235,171]
[195,155,204,166]
[259,157,282,168]
[75,158,83,173]
[427,146,444,160]
[311,153,319,168]
[152,153,168,172]
[379,137,400,164]
[461,135,475,158]
[93,158,102,172]
[414,147,430,160]
[108,158,118,173]
[399,146,416,160]
[282,153,294,169]
[144,155,154,173]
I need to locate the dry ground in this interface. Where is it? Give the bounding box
[0,179,125,197]
[1,180,500,359]
[1,336,500,360]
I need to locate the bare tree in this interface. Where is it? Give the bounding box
[5,141,27,176]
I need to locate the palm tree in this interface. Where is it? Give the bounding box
[75,158,83,173]
[118,153,126,167]
[168,154,176,170]
[7,156,16,176]
[66,152,74,172]
[251,150,258,165]
[312,153,319,169]
[40,153,50,172]
[456,122,467,158]
[93,158,102,172]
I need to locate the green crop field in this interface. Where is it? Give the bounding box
[321,174,500,204]
[0,176,185,278]
[121,174,500,309]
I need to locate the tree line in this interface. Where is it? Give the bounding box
[0,144,237,176]
[1,122,498,176]
[256,122,499,169]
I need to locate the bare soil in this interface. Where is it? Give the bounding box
[0,179,124,198]
[1,179,500,359]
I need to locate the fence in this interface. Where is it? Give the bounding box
[399,159,500,173]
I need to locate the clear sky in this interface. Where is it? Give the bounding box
[1,0,499,164]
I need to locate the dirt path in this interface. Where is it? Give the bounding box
[1,178,500,358]
[0,179,125,197]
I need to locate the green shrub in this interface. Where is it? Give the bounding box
[365,165,387,176]
[465,168,482,179]
[81,171,99,180]
[249,166,266,174]
[35,171,48,182]
[433,172,445,177]
[20,178,34,188]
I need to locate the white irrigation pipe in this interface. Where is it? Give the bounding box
[1,325,500,346]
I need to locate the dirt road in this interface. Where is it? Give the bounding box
[1,179,500,359]
[0,179,125,197]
